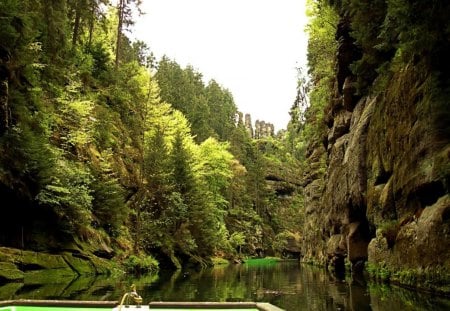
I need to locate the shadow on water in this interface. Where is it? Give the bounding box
[1,261,449,310]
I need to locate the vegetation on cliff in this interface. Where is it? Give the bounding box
[289,0,450,293]
[0,0,303,273]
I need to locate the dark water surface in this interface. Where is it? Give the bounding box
[1,261,449,310]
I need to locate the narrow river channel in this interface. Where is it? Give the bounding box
[1,261,449,310]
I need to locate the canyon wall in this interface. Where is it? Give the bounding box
[302,3,450,293]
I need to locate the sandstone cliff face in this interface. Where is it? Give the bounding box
[302,15,450,292]
[365,62,450,291]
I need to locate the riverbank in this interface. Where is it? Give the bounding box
[0,247,122,284]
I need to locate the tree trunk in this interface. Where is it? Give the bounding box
[115,0,125,69]
[0,48,10,134]
[87,2,95,48]
[72,1,82,47]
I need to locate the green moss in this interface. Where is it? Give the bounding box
[123,254,159,275]
[89,255,122,276]
[367,262,450,294]
[0,262,24,281]
[211,257,230,266]
[63,253,96,275]
[0,248,16,263]
[391,266,450,294]
[20,251,70,270]
[242,257,281,266]
[0,248,77,285]
[392,269,418,287]
[0,247,121,278]
[366,262,392,282]
[0,282,23,299]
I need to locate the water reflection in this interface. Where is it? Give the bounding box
[1,261,449,310]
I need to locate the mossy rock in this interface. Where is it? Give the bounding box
[0,262,24,281]
[63,253,96,275]
[18,250,71,270]
[0,246,119,276]
[0,249,16,263]
[89,255,122,276]
[0,282,23,300]
[0,247,64,269]
[63,252,122,276]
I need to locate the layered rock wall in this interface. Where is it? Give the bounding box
[302,12,450,293]
[0,247,117,283]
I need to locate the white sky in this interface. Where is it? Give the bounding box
[132,0,309,131]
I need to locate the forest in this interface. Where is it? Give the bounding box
[0,0,304,272]
[1,0,449,294]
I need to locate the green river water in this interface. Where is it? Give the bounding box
[1,261,449,310]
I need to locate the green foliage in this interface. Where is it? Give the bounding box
[36,158,94,234]
[229,231,246,246]
[155,57,238,143]
[195,138,234,195]
[380,0,450,67]
[366,262,392,282]
[243,257,280,266]
[114,0,143,68]
[140,126,174,249]
[205,80,238,141]
[91,150,128,236]
[0,0,142,245]
[367,262,450,293]
[187,138,237,255]
[285,0,338,161]
[328,0,450,95]
[86,42,111,80]
[137,98,236,259]
[170,131,195,195]
[211,257,230,265]
[306,1,338,81]
[124,254,159,275]
[0,0,311,270]
[225,143,263,256]
[274,193,305,234]
[226,124,279,256]
[55,80,96,149]
[272,231,291,255]
[345,0,390,93]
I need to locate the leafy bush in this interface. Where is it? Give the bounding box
[124,254,159,275]
[366,261,392,282]
[36,158,94,235]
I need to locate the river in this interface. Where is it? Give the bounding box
[1,261,449,310]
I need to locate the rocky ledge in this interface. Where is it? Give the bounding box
[0,247,120,284]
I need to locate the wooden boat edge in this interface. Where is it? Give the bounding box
[0,300,118,307]
[0,300,285,310]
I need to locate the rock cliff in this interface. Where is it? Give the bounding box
[302,6,450,293]
[0,247,118,283]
